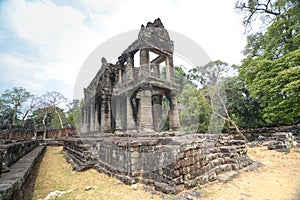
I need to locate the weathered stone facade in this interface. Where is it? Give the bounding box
[63,19,256,194]
[81,18,180,134]
[63,133,253,194]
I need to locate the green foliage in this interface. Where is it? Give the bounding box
[66,99,83,128]
[0,87,33,125]
[236,0,299,28]
[178,82,210,132]
[50,108,68,129]
[225,76,265,128]
[239,0,300,125]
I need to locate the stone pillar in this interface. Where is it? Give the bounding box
[168,93,180,131]
[105,97,111,132]
[168,55,175,83]
[152,94,163,131]
[140,49,149,77]
[81,109,86,134]
[101,95,111,132]
[94,103,100,131]
[165,57,170,82]
[126,95,136,131]
[118,69,122,85]
[90,104,95,132]
[126,54,134,84]
[165,56,175,82]
[139,85,153,131]
[113,96,122,132]
[151,62,160,78]
[87,105,90,133]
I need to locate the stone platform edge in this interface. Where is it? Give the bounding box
[0,145,46,200]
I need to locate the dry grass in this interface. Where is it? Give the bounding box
[33,146,300,200]
[32,147,162,200]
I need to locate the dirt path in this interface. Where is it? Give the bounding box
[33,146,300,200]
[199,146,300,200]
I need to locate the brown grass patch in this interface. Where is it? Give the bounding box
[33,146,300,200]
[32,146,161,200]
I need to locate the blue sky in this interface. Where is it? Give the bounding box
[0,0,247,100]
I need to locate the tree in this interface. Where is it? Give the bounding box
[178,77,211,132]
[238,0,300,125]
[189,61,248,140]
[37,91,68,129]
[235,0,299,29]
[0,87,34,126]
[66,99,83,128]
[224,76,265,129]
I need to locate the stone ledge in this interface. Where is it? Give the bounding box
[0,145,46,200]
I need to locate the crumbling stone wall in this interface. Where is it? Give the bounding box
[0,145,45,200]
[0,129,35,140]
[0,140,38,174]
[243,124,300,140]
[63,133,253,194]
[46,128,78,140]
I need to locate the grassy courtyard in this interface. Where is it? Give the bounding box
[32,146,300,200]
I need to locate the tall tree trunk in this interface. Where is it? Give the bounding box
[42,114,47,139]
[12,106,18,125]
[21,99,35,126]
[215,93,248,141]
[54,107,64,129]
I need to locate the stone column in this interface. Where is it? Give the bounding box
[87,105,90,133]
[139,85,153,131]
[90,104,95,132]
[151,62,160,78]
[118,69,122,85]
[165,57,170,82]
[94,103,100,131]
[152,94,163,131]
[126,54,134,84]
[104,97,111,132]
[126,95,136,131]
[81,109,86,134]
[100,96,108,132]
[113,96,122,132]
[168,93,180,131]
[165,56,175,82]
[140,49,149,77]
[168,55,175,83]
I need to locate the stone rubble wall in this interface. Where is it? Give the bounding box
[45,128,78,140]
[0,140,38,175]
[243,124,300,143]
[63,133,253,194]
[249,132,298,151]
[0,129,35,140]
[0,145,46,200]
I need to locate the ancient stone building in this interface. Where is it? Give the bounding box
[82,18,180,134]
[64,19,256,195]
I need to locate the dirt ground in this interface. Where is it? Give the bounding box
[32,146,300,200]
[200,146,300,200]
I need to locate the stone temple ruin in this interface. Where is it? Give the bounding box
[81,18,180,134]
[62,19,255,194]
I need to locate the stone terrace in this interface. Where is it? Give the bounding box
[63,133,253,194]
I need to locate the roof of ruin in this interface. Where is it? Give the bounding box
[118,18,174,63]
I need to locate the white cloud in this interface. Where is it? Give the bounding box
[0,0,247,99]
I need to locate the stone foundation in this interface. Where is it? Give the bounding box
[63,133,253,194]
[0,145,46,200]
[0,140,38,174]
